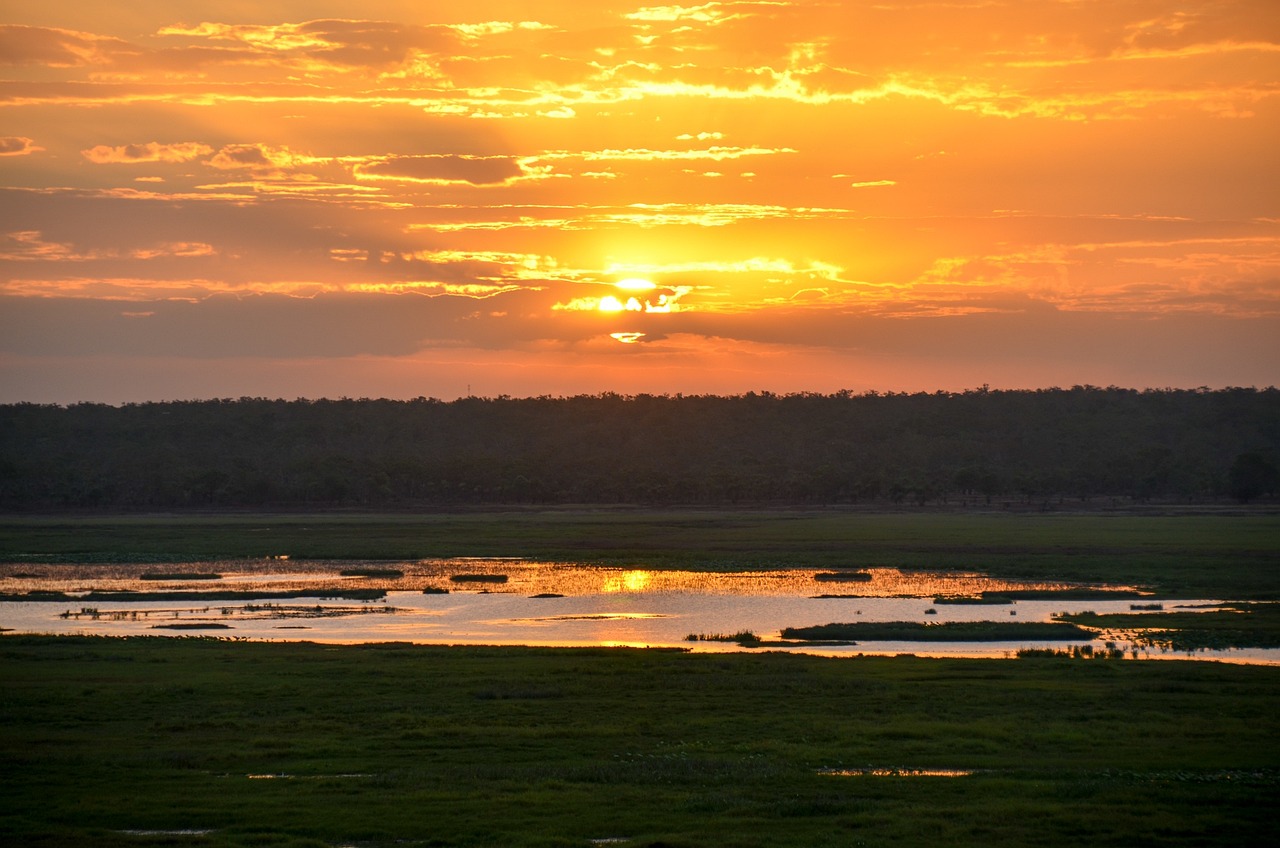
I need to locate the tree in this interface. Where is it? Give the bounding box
[1227,452,1279,503]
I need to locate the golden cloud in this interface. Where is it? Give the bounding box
[0,136,42,156]
[355,154,527,185]
[81,141,214,164]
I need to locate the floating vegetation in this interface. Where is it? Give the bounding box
[530,593,565,598]
[996,588,1149,601]
[685,631,762,647]
[1130,602,1165,611]
[152,623,231,630]
[339,568,404,579]
[59,603,400,625]
[0,590,73,601]
[924,608,938,615]
[140,572,221,581]
[450,574,509,584]
[814,571,873,582]
[1057,604,1280,650]
[780,621,1096,642]
[40,588,388,603]
[933,595,1014,605]
[818,767,973,777]
[422,587,450,594]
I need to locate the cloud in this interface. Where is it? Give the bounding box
[81,141,214,164]
[204,143,318,171]
[0,24,137,67]
[0,136,42,156]
[355,155,526,185]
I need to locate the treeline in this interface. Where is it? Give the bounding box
[1,387,1277,510]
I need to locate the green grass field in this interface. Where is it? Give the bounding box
[2,636,1277,848]
[2,508,1278,597]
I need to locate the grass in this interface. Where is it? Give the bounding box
[1057,603,1280,650]
[1,635,1276,847]
[338,567,404,578]
[1,508,1277,598]
[685,630,763,646]
[140,572,221,581]
[779,621,1097,642]
[0,588,388,603]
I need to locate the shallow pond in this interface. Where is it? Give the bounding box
[2,559,1275,664]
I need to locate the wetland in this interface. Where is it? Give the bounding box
[2,509,1278,847]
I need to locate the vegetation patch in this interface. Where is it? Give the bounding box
[780,621,1096,642]
[338,567,404,578]
[934,595,1014,604]
[449,573,509,583]
[104,588,384,602]
[1057,603,1280,650]
[685,631,762,647]
[814,571,873,582]
[140,572,221,581]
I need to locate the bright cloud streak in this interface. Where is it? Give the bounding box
[0,1,1277,402]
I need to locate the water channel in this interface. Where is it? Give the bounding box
[2,559,1275,663]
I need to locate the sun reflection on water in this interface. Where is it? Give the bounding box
[601,570,653,593]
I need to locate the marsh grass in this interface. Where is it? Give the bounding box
[1057,603,1280,650]
[3,509,1277,598]
[0,636,1275,847]
[780,621,1096,642]
[686,631,762,647]
[337,568,404,578]
[140,572,221,581]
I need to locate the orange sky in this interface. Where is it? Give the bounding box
[1,0,1277,401]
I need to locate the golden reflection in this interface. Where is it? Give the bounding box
[601,570,653,593]
[0,561,1141,599]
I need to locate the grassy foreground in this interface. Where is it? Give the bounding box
[2,508,1278,597]
[2,636,1277,848]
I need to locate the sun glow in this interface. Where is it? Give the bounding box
[616,277,656,291]
[597,277,679,315]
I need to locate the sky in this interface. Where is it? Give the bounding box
[1,0,1277,403]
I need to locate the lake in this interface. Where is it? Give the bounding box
[2,558,1275,663]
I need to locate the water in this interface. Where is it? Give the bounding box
[2,559,1275,664]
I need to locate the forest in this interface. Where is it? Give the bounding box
[1,386,1277,510]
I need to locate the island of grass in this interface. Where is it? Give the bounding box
[139,571,222,581]
[780,621,1096,642]
[1056,603,1280,650]
[814,571,873,581]
[449,574,509,584]
[0,588,388,602]
[933,589,1149,604]
[686,630,762,647]
[339,567,405,578]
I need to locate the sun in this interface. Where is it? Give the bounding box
[593,279,665,315]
